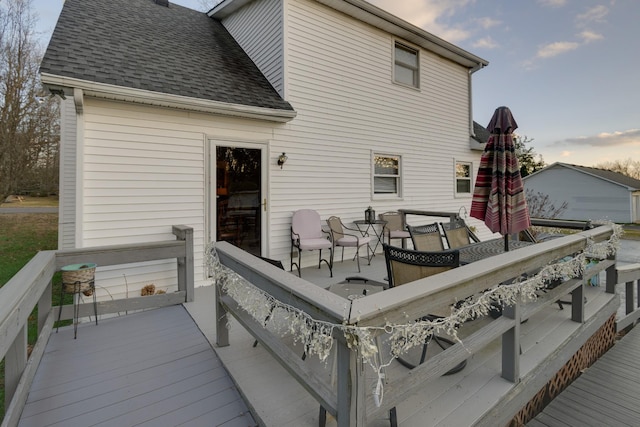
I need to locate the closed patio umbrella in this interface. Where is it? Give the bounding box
[470,106,531,251]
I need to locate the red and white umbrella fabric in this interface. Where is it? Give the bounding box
[470,106,531,250]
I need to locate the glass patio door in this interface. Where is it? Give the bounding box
[215,145,264,256]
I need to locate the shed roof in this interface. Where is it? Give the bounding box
[40,0,294,115]
[526,162,640,191]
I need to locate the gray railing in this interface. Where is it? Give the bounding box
[0,225,193,427]
[215,225,619,427]
[614,263,640,330]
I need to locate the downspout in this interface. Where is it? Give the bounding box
[468,63,485,137]
[73,88,84,247]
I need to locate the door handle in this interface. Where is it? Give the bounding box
[263,198,267,212]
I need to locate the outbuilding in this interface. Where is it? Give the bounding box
[523,162,640,223]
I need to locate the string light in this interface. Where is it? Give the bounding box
[207,221,622,406]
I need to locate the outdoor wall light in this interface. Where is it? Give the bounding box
[277,152,288,169]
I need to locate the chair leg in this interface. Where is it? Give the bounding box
[390,407,398,427]
[319,406,327,427]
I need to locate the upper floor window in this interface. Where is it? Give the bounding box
[394,42,419,88]
[373,154,401,196]
[455,161,472,194]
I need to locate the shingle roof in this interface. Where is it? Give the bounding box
[563,163,640,190]
[40,0,294,112]
[472,121,490,144]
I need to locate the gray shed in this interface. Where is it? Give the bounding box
[523,162,640,223]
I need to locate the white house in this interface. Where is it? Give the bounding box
[40,0,489,297]
[523,162,640,224]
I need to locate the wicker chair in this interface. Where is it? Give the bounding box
[407,223,444,251]
[379,211,410,248]
[382,244,467,373]
[326,216,372,273]
[440,218,480,249]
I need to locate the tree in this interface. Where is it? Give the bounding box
[594,158,640,180]
[513,134,545,177]
[525,189,568,219]
[0,0,59,199]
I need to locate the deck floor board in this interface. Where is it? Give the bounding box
[18,305,256,427]
[528,325,640,426]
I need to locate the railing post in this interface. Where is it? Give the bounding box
[571,282,585,323]
[501,302,520,382]
[173,225,194,302]
[215,286,230,347]
[335,336,365,427]
[606,253,617,294]
[626,280,635,315]
[5,326,27,409]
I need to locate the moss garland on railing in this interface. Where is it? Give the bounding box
[207,222,622,406]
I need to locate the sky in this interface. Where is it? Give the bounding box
[32,0,639,167]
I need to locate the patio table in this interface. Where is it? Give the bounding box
[458,238,534,265]
[353,219,387,254]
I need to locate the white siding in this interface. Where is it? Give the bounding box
[222,0,284,96]
[59,98,78,249]
[524,166,632,223]
[68,0,485,280]
[263,0,483,263]
[79,98,278,299]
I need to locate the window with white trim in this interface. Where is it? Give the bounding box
[394,42,419,88]
[455,161,472,194]
[374,154,401,196]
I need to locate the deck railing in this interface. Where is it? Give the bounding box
[214,224,622,427]
[0,225,193,427]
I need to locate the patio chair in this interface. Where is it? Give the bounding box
[379,211,410,248]
[326,216,372,273]
[407,222,445,251]
[440,218,480,249]
[291,209,333,277]
[383,243,467,373]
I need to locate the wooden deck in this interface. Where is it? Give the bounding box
[18,305,256,427]
[527,324,640,427]
[13,242,629,427]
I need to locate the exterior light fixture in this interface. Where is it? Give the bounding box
[277,152,288,169]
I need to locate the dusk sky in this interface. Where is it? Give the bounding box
[33,0,638,167]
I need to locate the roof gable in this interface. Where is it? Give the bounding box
[40,0,293,113]
[211,0,488,70]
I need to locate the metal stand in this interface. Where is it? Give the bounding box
[56,279,98,339]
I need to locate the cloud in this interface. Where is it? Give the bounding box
[576,5,609,27]
[472,36,498,49]
[475,17,501,30]
[562,129,640,147]
[536,41,580,58]
[578,30,604,43]
[367,0,475,42]
[560,151,572,157]
[537,0,568,7]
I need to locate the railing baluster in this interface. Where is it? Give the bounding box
[5,326,27,409]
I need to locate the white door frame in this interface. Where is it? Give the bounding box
[207,139,268,255]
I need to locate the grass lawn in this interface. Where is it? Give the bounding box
[0,208,60,421]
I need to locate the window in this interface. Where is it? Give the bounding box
[374,154,401,196]
[455,161,472,194]
[394,42,419,88]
